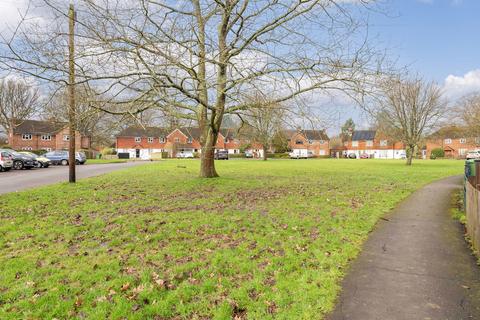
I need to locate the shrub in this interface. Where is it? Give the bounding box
[229,153,246,158]
[266,153,290,159]
[430,148,444,159]
[101,147,117,156]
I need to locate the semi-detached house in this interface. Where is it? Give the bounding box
[345,130,406,159]
[116,126,264,159]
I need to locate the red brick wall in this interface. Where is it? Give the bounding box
[288,132,329,156]
[8,126,90,151]
[426,138,478,158]
[346,138,404,150]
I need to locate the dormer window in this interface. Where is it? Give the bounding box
[319,140,325,145]
[135,137,141,143]
[308,139,313,144]
[160,137,166,143]
[295,140,303,145]
[187,137,193,143]
[148,137,154,143]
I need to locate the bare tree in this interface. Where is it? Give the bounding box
[238,92,286,161]
[372,76,446,165]
[455,93,480,136]
[0,77,40,135]
[1,0,383,177]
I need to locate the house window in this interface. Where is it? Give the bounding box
[224,138,229,143]
[63,135,70,141]
[174,137,180,143]
[307,139,313,144]
[352,141,359,147]
[148,137,154,143]
[319,150,326,156]
[366,140,373,147]
[460,138,466,144]
[380,140,388,147]
[42,147,52,152]
[187,137,193,143]
[160,137,165,143]
[135,137,141,143]
[295,140,303,145]
[444,138,452,144]
[22,134,32,140]
[22,146,33,151]
[41,134,52,141]
[460,148,467,156]
[319,140,325,145]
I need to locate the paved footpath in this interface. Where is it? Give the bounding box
[328,175,480,320]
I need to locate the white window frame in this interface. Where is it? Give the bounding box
[147,137,154,143]
[380,140,388,147]
[319,140,325,145]
[22,146,33,151]
[366,140,373,147]
[63,134,70,141]
[22,133,32,140]
[459,148,467,155]
[187,137,193,143]
[41,134,52,141]
[134,137,141,143]
[174,137,180,143]
[444,138,452,144]
[352,141,359,147]
[307,139,313,144]
[159,137,166,143]
[460,138,466,144]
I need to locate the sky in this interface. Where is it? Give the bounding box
[1,0,480,132]
[370,0,480,98]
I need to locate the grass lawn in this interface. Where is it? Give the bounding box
[0,159,463,319]
[86,159,128,165]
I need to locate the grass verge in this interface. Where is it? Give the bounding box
[86,159,128,165]
[0,159,463,319]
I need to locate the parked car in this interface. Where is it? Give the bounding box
[289,150,309,159]
[245,151,253,158]
[44,150,87,165]
[348,153,357,159]
[176,151,194,158]
[0,150,13,172]
[466,150,480,160]
[3,150,37,170]
[360,153,370,159]
[214,150,229,160]
[19,151,51,168]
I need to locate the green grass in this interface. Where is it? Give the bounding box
[0,159,463,319]
[451,189,466,225]
[86,159,128,165]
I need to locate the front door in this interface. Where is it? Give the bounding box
[135,149,140,158]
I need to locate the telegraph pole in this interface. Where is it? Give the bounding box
[68,1,76,183]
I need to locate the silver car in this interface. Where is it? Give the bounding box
[0,150,13,171]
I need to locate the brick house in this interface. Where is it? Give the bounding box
[285,129,330,156]
[8,119,91,152]
[116,126,264,159]
[345,130,406,159]
[426,126,479,159]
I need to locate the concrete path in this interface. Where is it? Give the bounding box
[328,176,480,320]
[0,162,148,195]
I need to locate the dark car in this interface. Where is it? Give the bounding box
[5,150,37,170]
[44,150,87,165]
[348,153,357,159]
[214,150,229,160]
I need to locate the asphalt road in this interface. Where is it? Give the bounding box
[0,162,147,195]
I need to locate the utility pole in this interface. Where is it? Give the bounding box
[68,1,76,183]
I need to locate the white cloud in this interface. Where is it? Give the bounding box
[443,69,480,99]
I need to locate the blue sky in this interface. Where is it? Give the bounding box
[371,0,480,83]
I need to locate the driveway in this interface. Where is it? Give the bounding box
[327,175,480,320]
[0,162,147,195]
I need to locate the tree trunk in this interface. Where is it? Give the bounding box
[262,146,267,161]
[406,145,414,166]
[199,129,219,178]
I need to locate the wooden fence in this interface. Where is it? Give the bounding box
[465,161,480,251]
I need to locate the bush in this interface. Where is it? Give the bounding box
[430,148,444,159]
[193,152,200,158]
[229,153,246,158]
[266,153,290,159]
[101,147,117,156]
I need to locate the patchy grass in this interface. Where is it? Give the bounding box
[0,159,462,319]
[86,159,128,165]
